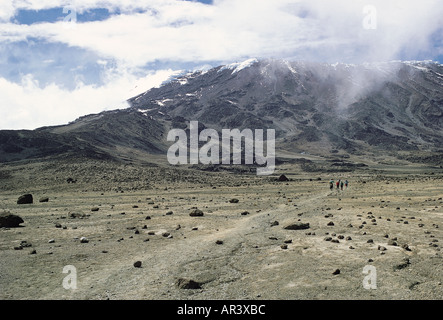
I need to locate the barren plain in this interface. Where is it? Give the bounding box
[1,157,442,300]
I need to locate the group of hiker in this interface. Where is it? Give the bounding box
[329,179,348,191]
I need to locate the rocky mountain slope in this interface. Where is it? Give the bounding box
[1,59,442,165]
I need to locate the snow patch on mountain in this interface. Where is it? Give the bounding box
[219,58,259,74]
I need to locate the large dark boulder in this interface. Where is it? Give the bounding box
[17,194,33,204]
[278,174,289,182]
[0,212,24,228]
[189,209,204,217]
[284,222,310,230]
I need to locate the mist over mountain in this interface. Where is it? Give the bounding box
[1,59,442,165]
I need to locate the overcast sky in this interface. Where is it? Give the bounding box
[1,0,442,130]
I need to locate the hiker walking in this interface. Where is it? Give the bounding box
[345,180,349,189]
[340,180,344,190]
[329,179,334,190]
[336,179,340,189]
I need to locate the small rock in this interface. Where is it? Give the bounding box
[189,209,204,217]
[176,278,202,289]
[394,258,410,270]
[327,221,334,226]
[80,237,89,243]
[20,240,32,248]
[133,261,142,268]
[39,197,49,203]
[215,240,223,245]
[48,239,55,243]
[270,221,279,227]
[241,211,250,215]
[229,198,239,203]
[332,269,340,275]
[17,194,33,205]
[91,207,100,212]
[166,211,173,215]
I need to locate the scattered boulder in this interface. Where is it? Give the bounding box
[176,278,202,290]
[190,209,204,217]
[80,237,89,243]
[17,194,33,205]
[215,240,223,245]
[327,221,334,226]
[229,198,239,203]
[394,258,410,270]
[241,211,250,216]
[284,222,310,230]
[270,221,279,227]
[20,240,32,248]
[69,212,87,219]
[166,211,173,215]
[39,197,49,203]
[278,174,289,182]
[0,212,24,228]
[133,261,142,268]
[91,207,100,212]
[332,269,340,275]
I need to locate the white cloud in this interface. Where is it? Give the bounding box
[1,0,442,130]
[0,68,179,129]
[2,0,442,66]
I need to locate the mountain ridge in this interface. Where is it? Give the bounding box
[1,59,442,166]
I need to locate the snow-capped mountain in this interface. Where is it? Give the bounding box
[1,59,442,164]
